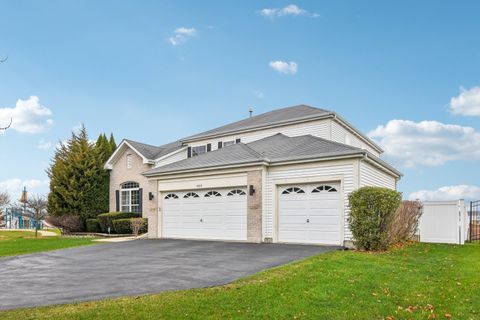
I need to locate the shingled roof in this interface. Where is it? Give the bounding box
[143,134,369,176]
[124,139,183,160]
[181,105,332,142]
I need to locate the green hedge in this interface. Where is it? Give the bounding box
[348,186,402,251]
[97,212,142,233]
[112,218,148,234]
[86,219,101,233]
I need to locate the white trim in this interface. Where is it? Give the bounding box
[104,140,154,169]
[333,114,384,153]
[362,154,402,179]
[144,161,269,177]
[153,146,187,162]
[272,176,344,245]
[180,113,335,143]
[181,111,383,154]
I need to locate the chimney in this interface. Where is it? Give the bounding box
[249,107,253,118]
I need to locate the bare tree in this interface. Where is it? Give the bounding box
[0,191,10,228]
[130,218,146,237]
[27,195,48,238]
[0,191,10,210]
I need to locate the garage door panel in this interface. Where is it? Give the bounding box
[279,183,342,245]
[163,187,247,241]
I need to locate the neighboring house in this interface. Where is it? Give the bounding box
[105,105,401,246]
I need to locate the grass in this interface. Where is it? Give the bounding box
[1,242,478,319]
[0,230,97,258]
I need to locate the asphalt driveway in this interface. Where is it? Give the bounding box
[0,239,339,310]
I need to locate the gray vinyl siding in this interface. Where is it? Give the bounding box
[360,161,396,190]
[331,121,380,157]
[187,119,330,151]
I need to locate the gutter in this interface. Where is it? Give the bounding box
[361,153,403,179]
[142,160,270,177]
[332,113,384,154]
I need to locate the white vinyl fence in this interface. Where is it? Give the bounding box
[418,200,467,245]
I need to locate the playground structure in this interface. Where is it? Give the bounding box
[2,207,43,230]
[0,186,44,230]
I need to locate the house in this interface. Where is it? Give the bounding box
[105,105,401,246]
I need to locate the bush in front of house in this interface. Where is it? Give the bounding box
[348,187,402,251]
[86,219,101,233]
[97,212,142,233]
[112,218,148,234]
[387,200,423,244]
[46,215,84,233]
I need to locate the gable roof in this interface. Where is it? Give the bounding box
[181,105,332,142]
[142,134,377,176]
[104,139,184,169]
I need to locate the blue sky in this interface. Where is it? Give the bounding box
[0,1,479,201]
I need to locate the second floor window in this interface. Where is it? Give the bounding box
[191,145,206,157]
[223,140,235,147]
[126,154,132,169]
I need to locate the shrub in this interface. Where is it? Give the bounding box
[387,200,423,244]
[86,219,101,233]
[97,212,142,233]
[131,218,147,237]
[348,187,402,251]
[46,215,84,233]
[112,218,147,234]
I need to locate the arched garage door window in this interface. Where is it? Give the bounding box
[120,182,141,212]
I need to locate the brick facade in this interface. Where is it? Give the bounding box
[108,146,153,218]
[247,170,263,243]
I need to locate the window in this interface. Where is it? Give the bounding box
[191,146,206,157]
[281,187,305,195]
[227,189,246,196]
[164,193,179,199]
[120,182,140,212]
[126,154,132,169]
[223,140,235,147]
[205,191,222,197]
[184,192,199,199]
[312,185,338,193]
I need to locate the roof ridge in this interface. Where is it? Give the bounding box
[237,143,268,161]
[125,139,162,149]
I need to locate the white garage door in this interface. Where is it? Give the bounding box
[162,188,247,241]
[279,183,342,245]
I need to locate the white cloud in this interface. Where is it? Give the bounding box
[37,139,52,150]
[168,27,197,46]
[0,178,49,198]
[269,60,298,74]
[0,96,53,134]
[254,91,265,99]
[409,185,480,202]
[260,4,317,18]
[450,86,480,117]
[368,119,480,168]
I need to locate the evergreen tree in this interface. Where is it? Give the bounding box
[108,133,116,154]
[47,125,116,225]
[94,133,113,213]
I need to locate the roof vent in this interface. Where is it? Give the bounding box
[249,107,253,118]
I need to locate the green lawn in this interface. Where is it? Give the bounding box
[1,243,478,320]
[0,230,97,257]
